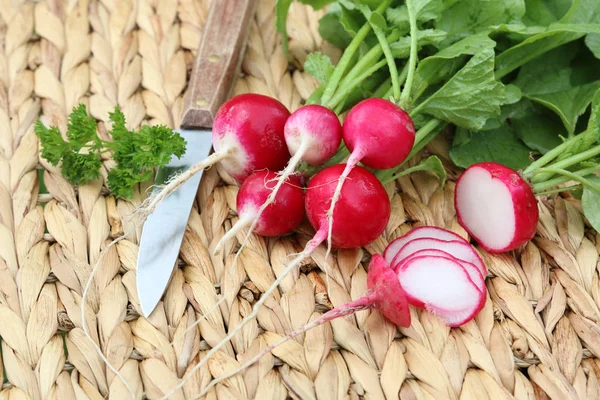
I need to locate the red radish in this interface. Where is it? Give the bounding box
[397,255,485,327]
[187,255,410,398]
[393,249,485,295]
[214,104,341,254]
[384,226,470,265]
[164,164,391,398]
[138,94,291,218]
[391,237,487,277]
[214,170,304,248]
[455,162,539,253]
[324,98,415,258]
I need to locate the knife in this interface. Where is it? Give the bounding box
[136,0,257,318]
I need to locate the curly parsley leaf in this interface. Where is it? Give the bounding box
[36,104,187,199]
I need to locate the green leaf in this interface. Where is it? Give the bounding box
[495,0,600,78]
[60,151,103,185]
[318,4,353,49]
[585,33,600,58]
[298,0,334,9]
[413,46,506,129]
[304,52,335,84]
[513,43,600,135]
[436,0,526,41]
[582,175,600,232]
[449,125,534,170]
[390,29,447,58]
[511,108,566,154]
[386,0,442,29]
[411,33,496,100]
[65,104,98,149]
[418,155,447,189]
[522,0,572,26]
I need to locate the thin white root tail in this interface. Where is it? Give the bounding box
[158,229,327,400]
[222,140,309,276]
[193,295,374,398]
[323,159,357,298]
[213,216,252,256]
[136,150,230,222]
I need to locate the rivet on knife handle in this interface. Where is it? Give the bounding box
[181,0,257,128]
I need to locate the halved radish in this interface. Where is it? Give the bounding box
[394,249,485,294]
[391,237,487,277]
[383,226,470,265]
[397,255,485,327]
[455,162,538,253]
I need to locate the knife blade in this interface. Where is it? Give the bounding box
[136,0,257,318]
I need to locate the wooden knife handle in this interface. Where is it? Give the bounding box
[181,0,257,129]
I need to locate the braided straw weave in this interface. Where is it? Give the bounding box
[1,0,599,399]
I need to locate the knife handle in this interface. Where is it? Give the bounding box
[181,0,257,129]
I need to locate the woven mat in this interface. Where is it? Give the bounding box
[1,0,600,399]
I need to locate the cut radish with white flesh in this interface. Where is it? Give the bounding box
[391,237,487,277]
[394,249,485,294]
[383,226,469,265]
[455,162,538,253]
[397,255,485,327]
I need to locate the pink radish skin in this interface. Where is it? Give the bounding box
[323,98,415,260]
[305,164,391,248]
[384,226,471,265]
[212,93,291,182]
[455,162,539,253]
[393,249,485,295]
[214,104,342,255]
[191,255,410,397]
[216,170,304,247]
[391,237,487,277]
[284,104,343,166]
[397,255,485,327]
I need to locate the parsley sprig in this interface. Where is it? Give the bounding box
[35,104,186,199]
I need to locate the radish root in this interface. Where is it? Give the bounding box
[214,139,308,255]
[136,148,232,221]
[194,294,376,398]
[157,228,328,400]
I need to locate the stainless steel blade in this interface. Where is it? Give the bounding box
[136,129,212,317]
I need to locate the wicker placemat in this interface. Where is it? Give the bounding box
[1,0,599,399]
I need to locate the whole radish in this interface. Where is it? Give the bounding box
[165,164,391,397]
[454,162,538,253]
[214,104,342,253]
[215,170,305,247]
[139,93,292,218]
[192,255,410,397]
[324,98,415,259]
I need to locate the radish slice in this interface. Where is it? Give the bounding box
[455,162,538,253]
[383,226,469,265]
[397,255,485,327]
[394,249,485,294]
[391,237,487,277]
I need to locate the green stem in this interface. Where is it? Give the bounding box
[382,162,428,184]
[327,60,388,110]
[523,137,583,175]
[535,184,582,196]
[530,167,600,193]
[320,0,392,106]
[366,20,400,101]
[373,77,392,98]
[532,165,600,193]
[325,29,402,109]
[414,119,442,147]
[382,63,409,101]
[530,143,600,183]
[399,0,418,107]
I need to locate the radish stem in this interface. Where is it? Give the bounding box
[530,167,600,193]
[382,63,409,101]
[529,143,600,183]
[532,165,600,193]
[399,0,418,108]
[320,0,392,106]
[194,294,376,399]
[327,60,388,110]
